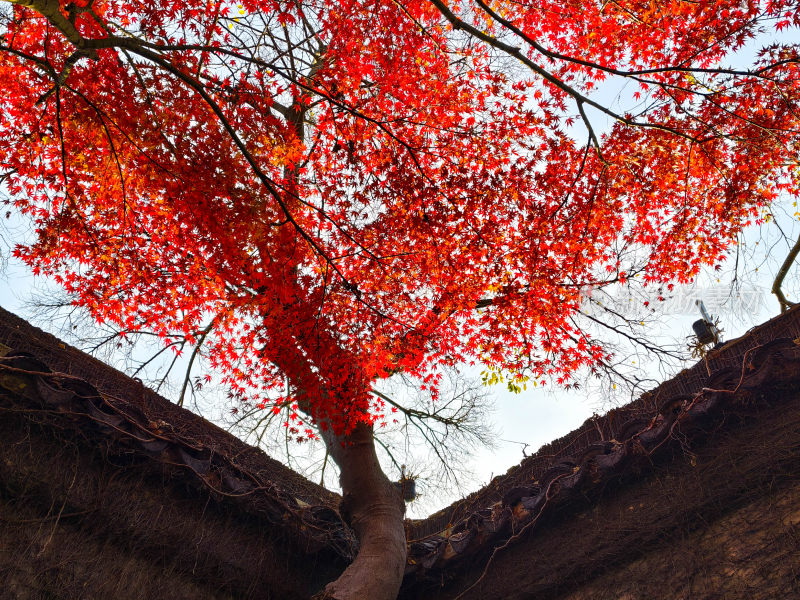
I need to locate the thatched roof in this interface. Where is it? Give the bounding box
[0,306,353,599]
[399,306,800,599]
[3,304,800,599]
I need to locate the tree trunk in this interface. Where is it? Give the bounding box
[264,302,407,598]
[317,422,407,600]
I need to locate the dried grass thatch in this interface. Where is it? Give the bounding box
[3,303,800,600]
[400,307,800,599]
[0,306,353,599]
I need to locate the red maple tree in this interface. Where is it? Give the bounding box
[1,1,799,598]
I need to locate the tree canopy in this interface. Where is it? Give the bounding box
[1,1,799,598]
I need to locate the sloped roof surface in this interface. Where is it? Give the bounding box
[400,306,800,598]
[0,306,354,597]
[0,305,341,508]
[3,305,800,599]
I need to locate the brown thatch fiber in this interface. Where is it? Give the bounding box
[400,381,800,599]
[399,307,800,599]
[407,305,800,546]
[3,303,800,600]
[0,306,353,599]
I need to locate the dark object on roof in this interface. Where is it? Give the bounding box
[692,318,717,345]
[0,306,353,599]
[400,307,800,599]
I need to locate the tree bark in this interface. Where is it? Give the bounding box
[317,422,407,600]
[772,230,800,313]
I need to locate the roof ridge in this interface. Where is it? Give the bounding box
[403,305,800,577]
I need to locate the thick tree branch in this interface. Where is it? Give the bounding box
[427,0,700,143]
[9,0,97,58]
[772,231,800,312]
